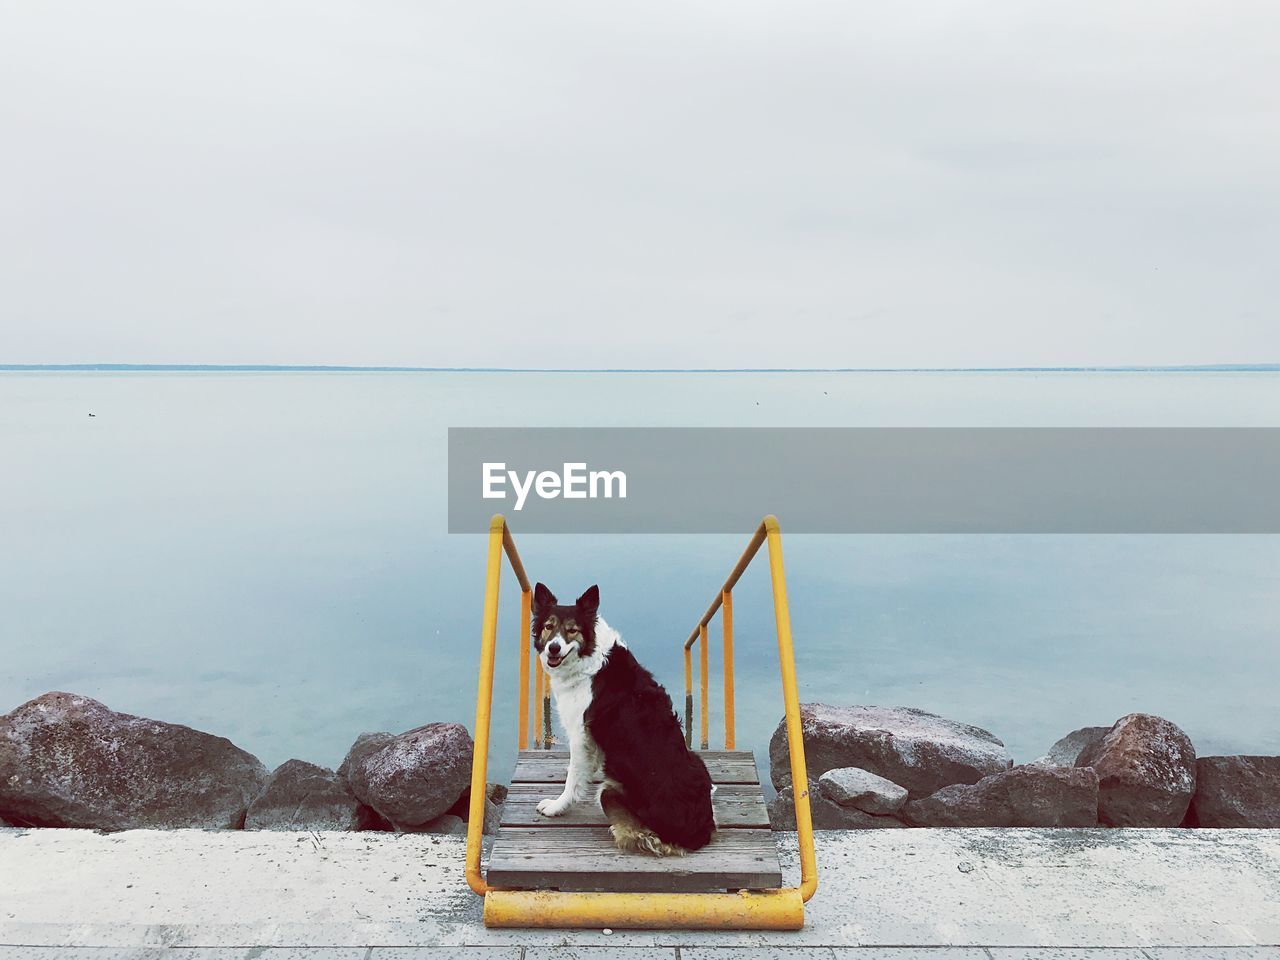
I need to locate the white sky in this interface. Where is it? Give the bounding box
[1,1,1277,367]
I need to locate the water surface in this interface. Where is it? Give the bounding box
[2,371,1277,781]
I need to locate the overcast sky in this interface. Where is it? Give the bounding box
[1,1,1276,367]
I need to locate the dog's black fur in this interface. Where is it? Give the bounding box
[585,643,716,851]
[531,582,715,852]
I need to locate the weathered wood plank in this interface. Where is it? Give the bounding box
[486,826,782,892]
[499,783,769,829]
[510,749,761,785]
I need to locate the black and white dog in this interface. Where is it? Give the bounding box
[532,582,716,855]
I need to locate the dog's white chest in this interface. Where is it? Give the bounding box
[550,674,594,740]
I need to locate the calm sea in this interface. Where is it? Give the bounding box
[2,371,1277,782]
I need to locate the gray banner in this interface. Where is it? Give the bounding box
[447,428,1280,533]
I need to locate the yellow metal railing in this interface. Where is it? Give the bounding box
[466,514,817,929]
[682,516,816,903]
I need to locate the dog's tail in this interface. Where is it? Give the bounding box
[598,782,686,858]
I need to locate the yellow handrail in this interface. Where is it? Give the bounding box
[465,515,531,895]
[683,523,764,751]
[468,513,817,925]
[699,623,709,750]
[762,516,817,902]
[681,516,816,902]
[517,587,531,750]
[722,589,735,750]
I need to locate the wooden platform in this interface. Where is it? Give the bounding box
[487,749,783,893]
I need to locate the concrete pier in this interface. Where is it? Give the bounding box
[1,827,1277,958]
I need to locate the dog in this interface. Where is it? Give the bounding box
[531,582,716,855]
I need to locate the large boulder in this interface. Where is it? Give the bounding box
[818,767,908,815]
[904,764,1099,827]
[1190,756,1280,828]
[770,704,1011,799]
[769,778,907,830]
[343,722,474,830]
[1033,727,1109,767]
[337,732,394,788]
[245,760,362,831]
[1076,713,1196,826]
[0,692,267,829]
[337,733,397,830]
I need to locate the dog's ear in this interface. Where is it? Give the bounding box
[575,584,600,616]
[533,582,557,609]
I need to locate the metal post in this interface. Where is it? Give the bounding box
[684,645,693,748]
[518,588,531,750]
[764,516,817,903]
[722,589,735,750]
[699,623,709,750]
[465,516,504,895]
[534,657,544,747]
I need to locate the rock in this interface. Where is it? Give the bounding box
[355,804,394,831]
[337,732,395,789]
[480,797,501,834]
[769,778,907,830]
[770,704,1011,799]
[419,813,467,835]
[1076,713,1196,826]
[903,764,1099,827]
[344,722,473,830]
[1190,756,1280,828]
[446,782,506,836]
[818,767,908,815]
[337,732,398,831]
[244,760,362,831]
[1033,726,1109,767]
[0,692,267,830]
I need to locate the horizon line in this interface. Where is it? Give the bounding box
[1,363,1278,373]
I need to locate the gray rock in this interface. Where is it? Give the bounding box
[1190,756,1280,828]
[818,767,908,815]
[337,732,398,831]
[0,692,267,830]
[244,760,361,831]
[1033,726,1110,767]
[344,722,474,830]
[903,764,1099,827]
[337,732,395,789]
[355,804,394,831]
[481,797,501,834]
[1076,713,1196,827]
[418,813,467,834]
[770,704,1011,799]
[769,778,907,830]
[446,782,506,836]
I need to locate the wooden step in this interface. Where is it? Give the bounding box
[487,826,782,893]
[501,782,770,829]
[488,749,783,893]
[510,749,761,785]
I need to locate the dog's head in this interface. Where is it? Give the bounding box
[531,583,599,671]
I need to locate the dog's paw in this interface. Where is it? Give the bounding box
[536,795,572,817]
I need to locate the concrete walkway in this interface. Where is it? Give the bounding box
[1,827,1277,959]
